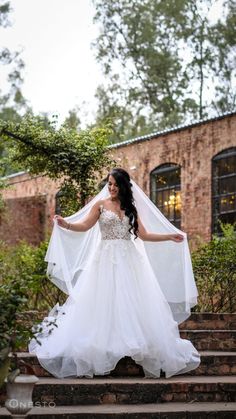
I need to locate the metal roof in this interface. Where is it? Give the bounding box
[109,110,236,149]
[1,170,27,180]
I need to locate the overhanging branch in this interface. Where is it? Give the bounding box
[0,128,53,156]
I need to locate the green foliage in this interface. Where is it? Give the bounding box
[192,223,236,313]
[0,1,31,176]
[93,0,236,140]
[0,239,63,386]
[63,107,81,131]
[0,107,24,176]
[0,278,28,354]
[94,83,152,143]
[211,0,236,113]
[0,0,26,111]
[0,114,113,213]
[0,278,27,386]
[0,179,6,213]
[0,240,65,312]
[0,238,36,385]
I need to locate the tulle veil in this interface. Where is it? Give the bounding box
[45,179,198,324]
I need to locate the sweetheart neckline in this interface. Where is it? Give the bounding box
[101,208,127,222]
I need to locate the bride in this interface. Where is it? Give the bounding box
[29,168,200,378]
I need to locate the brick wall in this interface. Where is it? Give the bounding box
[1,113,236,247]
[110,114,236,244]
[0,195,47,245]
[1,173,61,242]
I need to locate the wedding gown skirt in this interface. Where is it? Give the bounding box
[29,208,200,378]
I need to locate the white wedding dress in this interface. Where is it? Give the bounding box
[29,206,200,378]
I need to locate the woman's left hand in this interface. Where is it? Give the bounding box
[169,234,184,243]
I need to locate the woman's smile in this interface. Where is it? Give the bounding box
[108,175,119,198]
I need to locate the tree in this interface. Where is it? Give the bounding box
[94,83,149,143]
[63,107,81,131]
[0,1,30,176]
[0,107,23,177]
[211,0,236,113]
[181,0,236,119]
[92,0,236,140]
[0,1,27,113]
[0,115,113,214]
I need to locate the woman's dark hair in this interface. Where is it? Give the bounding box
[107,168,138,238]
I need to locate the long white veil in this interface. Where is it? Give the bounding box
[45,179,198,324]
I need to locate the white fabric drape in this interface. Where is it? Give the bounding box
[45,179,198,324]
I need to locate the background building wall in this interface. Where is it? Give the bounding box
[1,195,47,245]
[1,113,236,247]
[110,114,236,244]
[1,173,60,245]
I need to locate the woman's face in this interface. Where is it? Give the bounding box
[108,175,119,199]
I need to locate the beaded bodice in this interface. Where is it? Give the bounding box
[99,207,131,240]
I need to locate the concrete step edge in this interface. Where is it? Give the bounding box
[180,329,236,332]
[1,402,236,415]
[34,375,236,385]
[12,350,236,358]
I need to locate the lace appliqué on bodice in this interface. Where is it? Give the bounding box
[99,207,131,240]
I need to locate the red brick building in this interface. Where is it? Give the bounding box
[1,111,236,247]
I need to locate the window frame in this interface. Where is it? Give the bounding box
[150,163,181,229]
[212,147,236,236]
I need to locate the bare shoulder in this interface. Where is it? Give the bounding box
[95,198,110,206]
[91,199,107,210]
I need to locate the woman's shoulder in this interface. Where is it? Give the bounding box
[92,199,109,210]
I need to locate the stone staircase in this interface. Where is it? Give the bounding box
[1,313,236,418]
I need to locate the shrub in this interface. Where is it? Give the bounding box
[0,278,29,386]
[0,242,60,386]
[192,224,236,312]
[0,240,65,312]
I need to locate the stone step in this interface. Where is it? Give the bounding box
[179,312,236,330]
[19,329,236,354]
[12,351,236,377]
[180,330,236,350]
[20,329,236,353]
[27,376,236,405]
[21,311,236,331]
[1,402,236,418]
[189,351,236,376]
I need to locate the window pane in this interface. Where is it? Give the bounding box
[212,148,236,235]
[217,155,236,177]
[218,212,236,227]
[156,190,163,207]
[150,164,181,228]
[219,176,236,194]
[162,189,170,217]
[166,169,180,187]
[220,194,236,213]
[175,191,181,219]
[156,175,168,188]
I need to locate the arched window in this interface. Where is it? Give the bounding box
[212,147,236,235]
[150,163,181,228]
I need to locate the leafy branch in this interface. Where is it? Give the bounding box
[0,115,113,214]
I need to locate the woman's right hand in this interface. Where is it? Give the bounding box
[54,215,69,229]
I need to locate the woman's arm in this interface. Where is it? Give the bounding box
[54,201,102,232]
[137,216,184,243]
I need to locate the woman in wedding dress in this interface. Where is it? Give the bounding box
[29,168,200,378]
